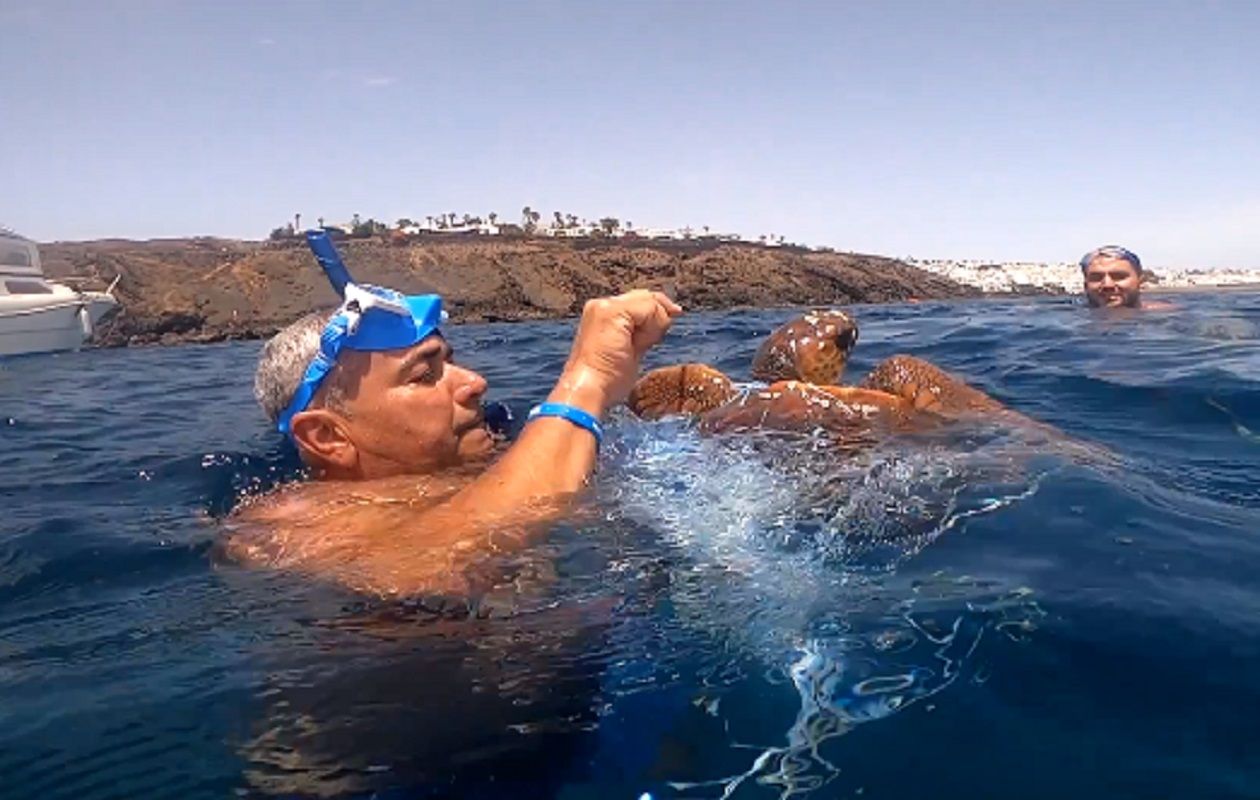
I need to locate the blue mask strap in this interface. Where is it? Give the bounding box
[276,309,355,435]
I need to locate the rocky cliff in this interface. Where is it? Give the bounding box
[39,235,977,346]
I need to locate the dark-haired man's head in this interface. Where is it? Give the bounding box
[1080,245,1143,308]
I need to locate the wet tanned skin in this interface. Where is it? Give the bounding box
[228,289,684,598]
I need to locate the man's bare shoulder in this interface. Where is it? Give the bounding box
[231,473,466,525]
[222,473,475,590]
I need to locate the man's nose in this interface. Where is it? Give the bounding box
[451,365,488,405]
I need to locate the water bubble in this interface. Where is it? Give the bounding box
[871,628,916,652]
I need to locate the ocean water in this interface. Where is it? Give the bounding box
[1,293,1258,799]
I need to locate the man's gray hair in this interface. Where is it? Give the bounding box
[254,311,337,424]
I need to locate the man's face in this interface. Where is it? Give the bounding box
[327,335,494,477]
[1083,256,1142,308]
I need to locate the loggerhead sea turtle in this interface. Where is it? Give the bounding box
[626,309,1009,440]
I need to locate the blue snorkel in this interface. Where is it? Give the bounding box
[275,232,446,435]
[305,229,354,297]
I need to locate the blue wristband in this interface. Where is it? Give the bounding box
[527,402,604,449]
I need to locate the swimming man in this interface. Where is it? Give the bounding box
[1080,244,1171,309]
[226,279,681,597]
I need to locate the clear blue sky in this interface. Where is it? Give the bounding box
[2,0,1257,268]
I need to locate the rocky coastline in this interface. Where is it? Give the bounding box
[38,235,978,347]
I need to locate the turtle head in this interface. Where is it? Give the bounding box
[750,309,859,384]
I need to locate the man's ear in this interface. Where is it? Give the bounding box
[290,409,358,475]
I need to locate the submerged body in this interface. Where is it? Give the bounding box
[628,309,1016,438]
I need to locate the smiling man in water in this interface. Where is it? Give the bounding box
[1080,244,1172,310]
[227,275,681,596]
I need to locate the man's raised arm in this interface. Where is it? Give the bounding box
[362,290,681,593]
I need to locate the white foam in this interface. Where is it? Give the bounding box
[598,416,1050,793]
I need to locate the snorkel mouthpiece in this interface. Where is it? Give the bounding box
[275,232,446,435]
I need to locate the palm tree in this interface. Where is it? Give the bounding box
[488,212,498,225]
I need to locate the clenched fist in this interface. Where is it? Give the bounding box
[548,289,683,417]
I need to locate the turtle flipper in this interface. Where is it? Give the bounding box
[861,355,1004,415]
[627,363,736,420]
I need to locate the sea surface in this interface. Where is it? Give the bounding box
[2,293,1258,799]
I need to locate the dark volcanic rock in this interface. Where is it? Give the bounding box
[39,236,978,347]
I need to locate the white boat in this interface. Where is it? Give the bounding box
[0,229,119,357]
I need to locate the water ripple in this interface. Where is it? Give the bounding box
[1,293,1258,798]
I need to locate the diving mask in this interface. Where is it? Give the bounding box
[276,233,446,434]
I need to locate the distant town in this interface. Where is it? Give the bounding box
[267,210,1260,294]
[906,258,1260,293]
[268,209,796,248]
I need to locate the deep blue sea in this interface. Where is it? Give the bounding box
[2,293,1258,799]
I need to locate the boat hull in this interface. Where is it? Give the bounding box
[0,295,118,357]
